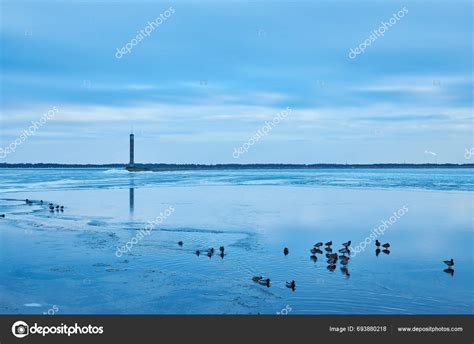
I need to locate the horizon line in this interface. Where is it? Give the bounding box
[1,162,473,168]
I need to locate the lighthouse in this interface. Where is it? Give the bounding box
[129,133,134,166]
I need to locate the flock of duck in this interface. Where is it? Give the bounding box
[375,239,391,256]
[174,239,382,291]
[45,200,65,212]
[0,198,457,282]
[22,199,65,212]
[252,240,357,290]
[176,237,455,290]
[179,240,227,259]
[176,240,299,290]
[0,199,65,216]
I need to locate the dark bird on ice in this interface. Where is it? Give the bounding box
[443,259,454,267]
[286,280,296,291]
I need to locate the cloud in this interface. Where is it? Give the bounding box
[351,75,472,94]
[1,101,470,133]
[355,114,450,122]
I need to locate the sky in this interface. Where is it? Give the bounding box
[0,0,472,164]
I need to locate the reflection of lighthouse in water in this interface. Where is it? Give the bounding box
[129,132,135,215]
[129,186,134,214]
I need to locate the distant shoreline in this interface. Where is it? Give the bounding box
[1,163,473,170]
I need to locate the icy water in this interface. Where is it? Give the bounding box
[0,168,473,314]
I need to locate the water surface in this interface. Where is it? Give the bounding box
[0,168,472,314]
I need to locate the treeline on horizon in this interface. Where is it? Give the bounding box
[1,163,473,169]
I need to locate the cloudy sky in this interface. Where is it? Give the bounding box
[0,0,472,164]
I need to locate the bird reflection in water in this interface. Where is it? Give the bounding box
[443,268,454,276]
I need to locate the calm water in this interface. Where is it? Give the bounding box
[0,168,473,314]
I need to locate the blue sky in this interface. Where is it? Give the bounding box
[0,0,472,164]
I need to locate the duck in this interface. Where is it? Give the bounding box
[310,248,318,254]
[49,205,54,211]
[327,258,337,265]
[375,239,381,247]
[327,264,336,271]
[0,214,5,218]
[60,206,64,211]
[286,280,296,290]
[382,243,390,249]
[313,248,323,254]
[310,255,317,262]
[325,241,332,246]
[178,241,183,246]
[40,200,43,205]
[325,253,338,259]
[342,240,351,247]
[375,248,381,257]
[382,249,390,255]
[340,257,349,265]
[252,276,263,282]
[325,247,333,252]
[258,278,271,287]
[219,246,225,254]
[314,242,323,247]
[56,205,60,209]
[443,259,454,267]
[207,248,214,257]
[283,247,289,256]
[195,250,200,256]
[338,248,350,254]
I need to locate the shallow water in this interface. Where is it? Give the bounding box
[0,168,473,314]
